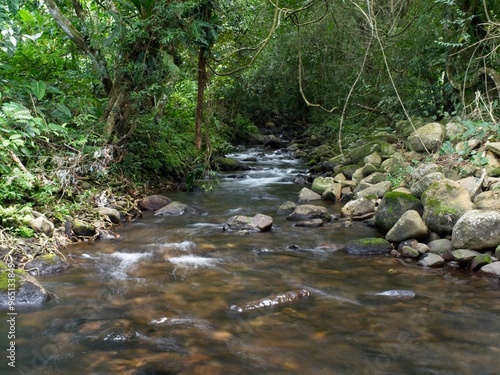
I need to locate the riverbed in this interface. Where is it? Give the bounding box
[2,147,500,374]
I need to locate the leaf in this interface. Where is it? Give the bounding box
[31,80,46,100]
[7,0,19,15]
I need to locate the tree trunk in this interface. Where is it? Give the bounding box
[195,46,208,150]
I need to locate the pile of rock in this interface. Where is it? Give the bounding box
[298,119,500,278]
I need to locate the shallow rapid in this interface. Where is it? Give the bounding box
[3,147,500,375]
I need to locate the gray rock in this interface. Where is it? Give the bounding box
[474,190,500,210]
[356,181,392,199]
[311,176,336,194]
[29,216,54,235]
[452,210,500,250]
[139,195,172,211]
[287,205,330,222]
[428,239,453,256]
[364,151,382,168]
[155,201,203,216]
[298,187,322,202]
[375,191,423,231]
[486,141,500,158]
[421,179,476,235]
[96,206,121,223]
[321,183,342,202]
[451,249,482,264]
[25,255,69,276]
[407,122,445,153]
[479,262,500,278]
[223,214,273,232]
[469,254,492,271]
[385,210,429,243]
[277,201,297,215]
[341,198,377,218]
[410,172,446,198]
[0,273,52,306]
[417,253,445,268]
[294,219,324,228]
[401,246,420,258]
[344,238,392,255]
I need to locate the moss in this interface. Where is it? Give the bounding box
[37,254,59,265]
[0,261,25,291]
[354,238,389,246]
[384,191,419,202]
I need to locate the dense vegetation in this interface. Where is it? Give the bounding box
[0,0,499,254]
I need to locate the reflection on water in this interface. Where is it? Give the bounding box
[2,148,500,375]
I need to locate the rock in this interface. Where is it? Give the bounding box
[428,238,453,254]
[362,163,378,177]
[407,122,445,153]
[364,151,382,168]
[223,214,273,232]
[401,246,420,258]
[0,271,52,306]
[341,197,377,218]
[380,152,408,174]
[311,176,336,194]
[29,215,54,235]
[457,176,482,197]
[155,201,203,216]
[456,139,481,153]
[486,141,500,158]
[374,191,423,231]
[361,172,388,185]
[287,205,331,222]
[96,206,121,223]
[263,135,287,149]
[452,210,500,250]
[410,172,446,198]
[308,145,335,163]
[229,289,311,313]
[410,162,443,182]
[474,190,500,210]
[322,183,342,201]
[479,262,500,278]
[71,220,97,237]
[451,249,482,264]
[25,255,69,276]
[417,253,445,268]
[138,195,172,211]
[356,181,392,199]
[375,290,416,298]
[277,201,297,215]
[298,187,322,202]
[485,151,500,176]
[344,238,392,255]
[469,254,492,271]
[385,210,429,243]
[421,179,476,235]
[334,164,358,179]
[496,244,500,259]
[348,143,380,164]
[294,219,324,228]
[212,157,246,172]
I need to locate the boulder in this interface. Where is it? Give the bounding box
[410,163,443,182]
[298,187,322,202]
[380,152,408,174]
[356,181,392,199]
[212,157,246,172]
[139,195,172,211]
[155,201,203,216]
[263,135,287,149]
[25,255,69,276]
[428,239,453,259]
[410,172,446,198]
[96,206,121,223]
[348,143,381,164]
[287,205,331,222]
[421,179,475,235]
[223,214,273,232]
[474,190,500,210]
[452,249,482,265]
[345,238,392,255]
[479,262,500,278]
[417,253,445,268]
[0,270,52,306]
[375,191,423,231]
[277,201,297,215]
[407,122,445,153]
[364,151,382,168]
[29,215,54,235]
[71,219,97,237]
[341,198,377,218]
[452,210,500,250]
[322,183,342,202]
[485,141,500,158]
[401,246,420,258]
[308,145,335,163]
[311,177,336,194]
[385,210,428,243]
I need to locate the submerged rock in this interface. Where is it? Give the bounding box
[229,289,311,313]
[344,238,392,256]
[374,290,416,298]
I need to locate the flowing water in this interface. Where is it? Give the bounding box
[2,148,500,375]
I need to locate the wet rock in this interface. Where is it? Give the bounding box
[374,289,416,298]
[96,206,121,223]
[223,214,273,232]
[229,289,311,313]
[417,253,445,268]
[0,272,52,306]
[25,254,69,276]
[451,249,482,265]
[375,191,423,231]
[138,194,172,211]
[479,262,500,278]
[263,134,287,149]
[469,254,492,271]
[71,219,97,237]
[421,179,475,235]
[401,246,420,258]
[344,238,392,256]
[101,328,138,343]
[294,218,324,228]
[277,201,296,215]
[298,187,322,202]
[452,210,500,250]
[407,122,445,153]
[287,204,331,222]
[341,197,377,218]
[428,239,453,258]
[385,210,428,243]
[155,201,203,216]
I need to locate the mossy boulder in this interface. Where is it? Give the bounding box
[212,157,246,172]
[348,142,381,165]
[311,176,336,194]
[385,210,428,243]
[407,122,445,153]
[421,179,475,235]
[307,144,335,163]
[344,238,392,255]
[375,191,423,231]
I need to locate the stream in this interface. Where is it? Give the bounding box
[2,147,500,375]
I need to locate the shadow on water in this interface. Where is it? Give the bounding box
[2,148,500,374]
